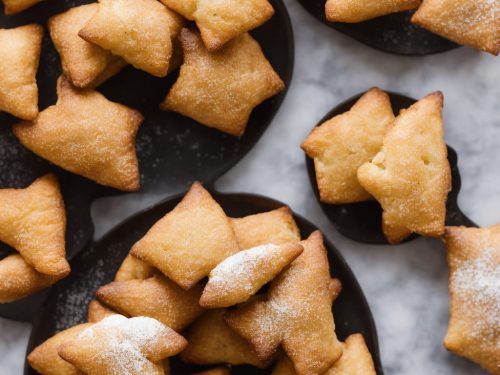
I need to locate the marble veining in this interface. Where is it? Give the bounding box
[1,0,499,374]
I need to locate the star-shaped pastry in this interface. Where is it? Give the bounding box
[0,174,69,278]
[325,0,421,22]
[182,309,269,368]
[225,231,343,374]
[1,0,45,14]
[0,24,43,120]
[79,0,184,77]
[96,275,205,331]
[28,323,92,375]
[357,92,451,244]
[131,182,240,289]
[200,243,304,308]
[412,0,500,55]
[231,207,301,249]
[48,4,127,88]
[160,29,284,136]
[58,315,187,375]
[302,88,395,204]
[163,0,274,50]
[443,225,500,375]
[272,333,376,375]
[13,77,143,192]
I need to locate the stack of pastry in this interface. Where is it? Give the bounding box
[1,0,284,140]
[302,88,451,244]
[325,0,500,55]
[28,182,378,375]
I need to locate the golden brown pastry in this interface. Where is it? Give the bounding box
[182,309,268,368]
[198,0,274,50]
[87,300,118,323]
[272,334,376,375]
[193,368,230,375]
[160,0,196,19]
[230,207,301,249]
[0,174,69,277]
[48,4,127,88]
[28,323,92,375]
[301,88,395,204]
[13,77,143,192]
[79,0,183,77]
[412,0,500,55]
[443,225,500,375]
[131,182,240,289]
[115,254,157,282]
[357,92,451,244]
[225,231,343,374]
[0,24,42,120]
[96,275,205,331]
[58,315,187,375]
[0,254,57,303]
[161,0,273,50]
[326,0,421,22]
[161,29,284,137]
[200,243,303,308]
[1,0,44,14]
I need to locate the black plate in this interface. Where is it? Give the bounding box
[0,0,293,319]
[296,0,458,55]
[25,191,384,375]
[305,92,476,245]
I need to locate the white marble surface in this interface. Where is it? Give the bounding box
[1,1,500,374]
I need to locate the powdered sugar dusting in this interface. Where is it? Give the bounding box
[452,249,500,347]
[77,315,167,374]
[209,244,280,293]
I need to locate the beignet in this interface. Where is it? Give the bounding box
[13,77,143,192]
[79,0,184,77]
[181,309,268,368]
[225,232,343,374]
[412,0,500,55]
[58,315,187,375]
[0,24,42,119]
[357,92,451,244]
[443,225,500,374]
[48,4,127,88]
[326,0,421,23]
[302,88,395,204]
[131,182,240,289]
[96,275,204,331]
[28,323,92,375]
[0,254,57,303]
[0,174,69,277]
[161,29,284,136]
[272,333,376,375]
[200,243,303,308]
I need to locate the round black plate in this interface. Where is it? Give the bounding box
[0,0,293,318]
[296,0,458,55]
[25,191,384,375]
[305,91,476,245]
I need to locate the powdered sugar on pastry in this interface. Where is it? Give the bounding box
[58,315,187,375]
[76,316,170,374]
[452,249,500,346]
[200,243,303,308]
